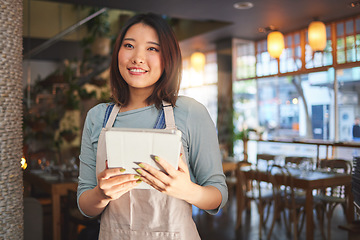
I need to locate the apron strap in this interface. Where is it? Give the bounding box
[161,101,187,164]
[102,104,114,128]
[104,104,121,128]
[162,100,176,130]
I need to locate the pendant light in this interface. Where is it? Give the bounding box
[308,20,327,52]
[267,31,284,59]
[190,51,206,71]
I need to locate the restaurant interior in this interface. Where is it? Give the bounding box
[2,0,360,239]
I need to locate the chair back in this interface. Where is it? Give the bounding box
[319,159,351,198]
[319,159,352,174]
[267,164,306,239]
[285,156,313,168]
[268,165,295,208]
[256,153,276,167]
[235,161,252,197]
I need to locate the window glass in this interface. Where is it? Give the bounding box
[256,72,335,140]
[346,20,354,35]
[235,41,256,79]
[180,52,218,124]
[337,37,346,64]
[257,76,301,139]
[336,67,360,158]
[233,79,257,159]
[256,40,278,76]
[180,85,218,124]
[337,67,360,141]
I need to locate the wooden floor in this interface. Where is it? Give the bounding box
[193,190,352,240]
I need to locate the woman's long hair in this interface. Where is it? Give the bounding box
[110,13,182,108]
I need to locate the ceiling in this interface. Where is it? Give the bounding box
[36,0,360,58]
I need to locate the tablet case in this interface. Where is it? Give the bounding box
[105,128,182,189]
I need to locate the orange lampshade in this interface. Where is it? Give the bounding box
[190,51,206,71]
[267,31,284,59]
[308,21,327,52]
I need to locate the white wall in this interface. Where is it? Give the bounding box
[22,59,60,88]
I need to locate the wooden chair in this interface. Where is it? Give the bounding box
[236,162,273,239]
[315,159,352,240]
[257,153,277,168]
[234,161,252,228]
[267,165,306,240]
[284,156,313,168]
[222,161,238,210]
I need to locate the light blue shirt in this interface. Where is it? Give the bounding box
[77,96,228,214]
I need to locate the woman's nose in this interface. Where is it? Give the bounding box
[131,50,145,64]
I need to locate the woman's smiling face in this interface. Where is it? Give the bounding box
[118,23,163,95]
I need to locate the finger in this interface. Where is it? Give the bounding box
[135,166,168,189]
[100,174,140,192]
[100,167,126,180]
[140,177,164,192]
[106,160,109,169]
[138,162,169,180]
[106,178,142,199]
[150,155,177,176]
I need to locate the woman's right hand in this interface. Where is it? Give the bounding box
[96,163,141,201]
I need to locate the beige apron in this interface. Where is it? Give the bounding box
[96,102,201,240]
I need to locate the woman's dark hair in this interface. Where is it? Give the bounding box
[110,13,182,108]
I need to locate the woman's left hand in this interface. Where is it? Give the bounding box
[136,155,195,201]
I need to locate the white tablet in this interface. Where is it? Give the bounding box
[105,128,182,189]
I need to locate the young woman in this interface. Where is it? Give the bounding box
[77,13,227,239]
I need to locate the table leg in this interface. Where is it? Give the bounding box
[52,188,61,240]
[325,146,329,159]
[345,184,355,223]
[305,189,314,240]
[316,145,320,168]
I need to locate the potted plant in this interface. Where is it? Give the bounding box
[84,7,112,56]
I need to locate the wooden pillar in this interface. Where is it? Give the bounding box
[0,0,24,239]
[216,39,233,156]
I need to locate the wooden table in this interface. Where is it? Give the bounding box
[240,166,354,240]
[24,170,78,240]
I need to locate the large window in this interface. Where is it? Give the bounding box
[255,71,335,141]
[232,15,360,161]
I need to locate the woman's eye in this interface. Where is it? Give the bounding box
[124,43,133,49]
[148,47,159,52]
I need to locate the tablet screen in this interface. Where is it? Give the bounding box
[105,128,182,189]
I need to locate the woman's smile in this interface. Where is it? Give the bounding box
[128,67,148,75]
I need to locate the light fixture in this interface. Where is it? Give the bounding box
[233,2,254,10]
[190,51,206,71]
[308,20,327,52]
[267,31,284,59]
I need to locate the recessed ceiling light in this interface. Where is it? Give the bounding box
[233,2,254,10]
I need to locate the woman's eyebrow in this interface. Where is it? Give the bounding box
[148,41,160,46]
[123,38,160,47]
